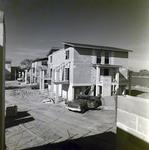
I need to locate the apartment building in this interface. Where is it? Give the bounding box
[30,57,48,84]
[45,42,132,101]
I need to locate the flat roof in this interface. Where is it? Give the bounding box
[62,41,133,52]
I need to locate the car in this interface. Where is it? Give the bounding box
[17,77,24,82]
[87,95,102,109]
[66,94,102,113]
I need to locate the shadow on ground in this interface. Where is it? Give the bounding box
[23,131,116,150]
[126,90,147,96]
[5,111,35,129]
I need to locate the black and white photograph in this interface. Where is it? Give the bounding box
[0,0,149,149]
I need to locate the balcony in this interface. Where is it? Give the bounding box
[53,80,69,84]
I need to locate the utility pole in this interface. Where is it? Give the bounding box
[0,10,6,150]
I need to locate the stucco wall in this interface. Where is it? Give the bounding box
[116,95,149,150]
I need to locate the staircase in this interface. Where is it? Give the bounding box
[53,61,70,84]
[54,62,70,71]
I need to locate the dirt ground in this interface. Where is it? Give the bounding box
[5,81,116,150]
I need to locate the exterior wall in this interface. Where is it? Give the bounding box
[48,48,74,100]
[52,49,66,67]
[73,47,92,85]
[112,51,128,67]
[117,95,149,150]
[92,50,128,86]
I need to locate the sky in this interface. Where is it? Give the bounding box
[1,0,149,71]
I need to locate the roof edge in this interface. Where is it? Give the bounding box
[62,41,133,52]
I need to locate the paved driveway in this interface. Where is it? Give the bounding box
[5,88,116,150]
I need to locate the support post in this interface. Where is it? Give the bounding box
[96,66,99,96]
[39,70,42,90]
[98,68,100,96]
[30,69,32,84]
[25,69,27,84]
[42,70,44,91]
[68,84,74,101]
[55,71,59,103]
[115,69,119,93]
[51,69,54,100]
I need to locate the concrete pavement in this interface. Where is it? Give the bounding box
[5,87,116,150]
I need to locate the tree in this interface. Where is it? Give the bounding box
[19,59,33,70]
[139,69,149,76]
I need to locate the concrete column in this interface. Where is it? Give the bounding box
[55,84,59,104]
[96,66,99,96]
[22,71,24,78]
[55,70,59,103]
[51,69,54,99]
[30,69,32,84]
[68,84,74,101]
[98,68,100,96]
[64,66,65,81]
[39,70,42,90]
[25,69,27,84]
[59,84,62,97]
[115,69,119,93]
[42,70,44,91]
[0,10,5,150]
[56,71,59,82]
